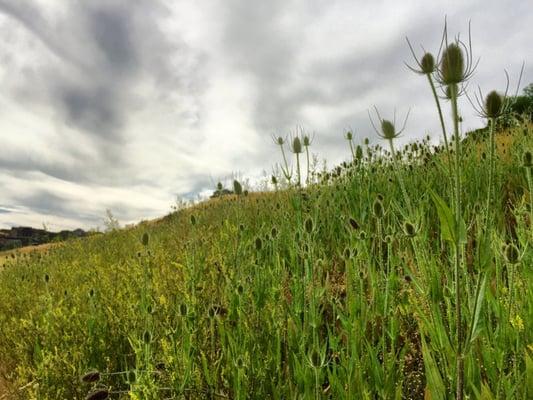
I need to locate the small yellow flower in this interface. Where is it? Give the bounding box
[510,314,524,331]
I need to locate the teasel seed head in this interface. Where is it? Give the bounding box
[356,145,363,160]
[255,237,263,251]
[179,303,188,316]
[345,131,353,141]
[420,53,436,74]
[271,175,278,185]
[440,43,465,85]
[385,235,393,244]
[359,231,367,240]
[141,233,149,246]
[143,330,152,344]
[291,136,303,154]
[373,199,384,218]
[85,389,109,400]
[233,180,243,195]
[343,247,351,259]
[504,244,519,264]
[403,221,417,237]
[80,370,101,383]
[44,274,50,283]
[271,227,278,238]
[190,215,196,226]
[348,217,359,230]
[484,90,503,118]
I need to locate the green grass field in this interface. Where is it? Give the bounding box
[0,123,531,399]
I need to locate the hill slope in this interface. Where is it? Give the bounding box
[0,126,532,399]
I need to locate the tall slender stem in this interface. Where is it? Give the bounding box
[388,139,413,215]
[450,83,464,400]
[485,117,496,225]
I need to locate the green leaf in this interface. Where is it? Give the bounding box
[466,272,487,347]
[421,337,446,400]
[428,189,466,244]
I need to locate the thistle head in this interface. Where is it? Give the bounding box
[440,43,465,85]
[345,131,353,141]
[484,91,503,118]
[233,180,243,196]
[420,53,436,74]
[303,134,312,147]
[381,120,397,140]
[369,106,410,141]
[291,136,303,154]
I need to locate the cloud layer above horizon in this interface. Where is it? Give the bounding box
[0,0,531,230]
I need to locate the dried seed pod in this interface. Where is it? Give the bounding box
[255,237,263,251]
[179,303,188,316]
[373,199,384,218]
[420,52,436,74]
[403,221,417,237]
[348,217,359,230]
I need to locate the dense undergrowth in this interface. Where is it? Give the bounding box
[0,123,531,399]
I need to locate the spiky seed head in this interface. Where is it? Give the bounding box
[373,199,384,218]
[179,303,188,316]
[44,274,49,283]
[237,284,244,295]
[484,91,503,118]
[276,136,284,145]
[292,137,303,154]
[255,237,263,251]
[304,217,314,234]
[440,43,465,85]
[217,181,223,190]
[271,175,278,185]
[233,180,243,195]
[271,227,278,238]
[310,349,321,368]
[381,120,396,140]
[346,131,353,141]
[80,370,101,383]
[522,151,532,168]
[504,244,519,264]
[364,137,370,145]
[303,135,311,146]
[355,145,363,160]
[420,52,436,74]
[89,288,94,297]
[236,357,245,369]
[403,221,417,237]
[141,233,149,246]
[190,215,196,226]
[239,224,245,232]
[348,217,359,230]
[376,193,384,201]
[385,235,393,244]
[359,231,367,240]
[143,330,152,344]
[85,389,109,400]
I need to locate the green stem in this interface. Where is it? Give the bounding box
[526,167,533,231]
[450,83,464,400]
[427,74,451,159]
[388,139,413,215]
[305,146,311,185]
[296,153,301,187]
[485,117,496,225]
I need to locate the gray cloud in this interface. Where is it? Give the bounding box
[0,0,531,229]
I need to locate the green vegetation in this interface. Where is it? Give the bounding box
[0,21,532,400]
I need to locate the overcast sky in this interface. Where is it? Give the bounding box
[0,0,531,230]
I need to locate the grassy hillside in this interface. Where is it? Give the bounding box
[0,125,532,399]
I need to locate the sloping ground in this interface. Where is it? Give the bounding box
[0,125,531,399]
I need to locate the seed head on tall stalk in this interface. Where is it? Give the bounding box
[434,20,478,400]
[272,135,292,184]
[368,106,413,215]
[302,132,315,185]
[405,34,452,167]
[468,64,524,224]
[290,134,304,187]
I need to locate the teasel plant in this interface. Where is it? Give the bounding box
[290,133,304,187]
[523,151,533,227]
[304,134,317,185]
[344,129,356,162]
[434,20,478,400]
[368,106,414,215]
[467,64,524,225]
[272,135,293,184]
[406,34,452,168]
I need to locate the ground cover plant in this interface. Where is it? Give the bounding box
[0,21,532,400]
